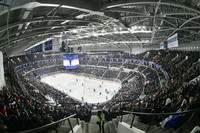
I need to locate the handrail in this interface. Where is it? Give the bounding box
[123,107,200,116]
[191,126,200,133]
[121,108,200,133]
[19,114,77,133]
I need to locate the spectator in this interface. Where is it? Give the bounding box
[96,111,105,133]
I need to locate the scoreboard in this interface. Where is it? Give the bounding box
[63,55,79,69]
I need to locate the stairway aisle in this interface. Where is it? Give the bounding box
[88,115,117,133]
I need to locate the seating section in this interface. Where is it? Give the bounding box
[103,70,120,79]
[1,50,199,132]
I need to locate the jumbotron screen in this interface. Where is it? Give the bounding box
[63,55,79,69]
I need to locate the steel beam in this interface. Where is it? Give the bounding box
[0,24,81,42]
[0,29,63,49]
[122,15,200,26]
[150,0,161,43]
[129,18,150,27]
[36,0,98,11]
[105,7,146,15]
[162,15,200,42]
[161,19,177,28]
[103,0,200,14]
[0,17,103,33]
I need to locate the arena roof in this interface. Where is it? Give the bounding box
[0,0,200,55]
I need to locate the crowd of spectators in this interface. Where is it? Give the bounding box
[0,58,92,132]
[103,70,120,79]
[183,62,200,82]
[121,50,200,128]
[117,72,129,81]
[2,50,199,131]
[81,50,200,128]
[0,86,71,132]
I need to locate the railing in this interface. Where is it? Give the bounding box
[191,126,200,133]
[120,108,200,133]
[19,114,78,133]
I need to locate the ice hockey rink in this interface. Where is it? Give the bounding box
[41,73,121,104]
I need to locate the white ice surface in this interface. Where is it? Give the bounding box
[40,73,121,104]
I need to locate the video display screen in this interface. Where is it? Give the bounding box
[63,55,79,69]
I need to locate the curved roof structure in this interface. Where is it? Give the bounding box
[0,0,200,55]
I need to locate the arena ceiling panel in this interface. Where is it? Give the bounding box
[0,0,200,54]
